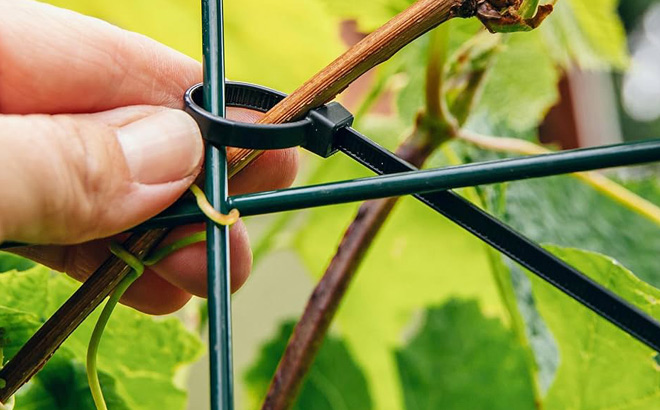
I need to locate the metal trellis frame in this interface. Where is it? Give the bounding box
[188,6,660,409]
[0,2,659,410]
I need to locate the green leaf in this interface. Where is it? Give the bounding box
[293,150,504,410]
[462,145,660,396]
[0,307,42,360]
[223,0,345,93]
[395,19,483,124]
[393,35,428,124]
[243,320,372,410]
[460,139,660,287]
[16,353,130,410]
[395,299,536,410]
[529,246,660,409]
[495,173,660,287]
[617,175,660,206]
[520,0,543,19]
[0,253,35,273]
[541,0,629,69]
[394,25,560,134]
[498,258,560,394]
[468,30,560,133]
[0,266,203,410]
[45,0,345,93]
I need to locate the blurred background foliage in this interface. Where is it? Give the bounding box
[43,0,345,93]
[1,1,659,410]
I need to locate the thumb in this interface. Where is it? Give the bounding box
[0,107,203,245]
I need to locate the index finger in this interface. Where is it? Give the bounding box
[0,0,200,114]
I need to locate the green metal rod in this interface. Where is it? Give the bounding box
[106,138,660,232]
[201,1,233,410]
[2,139,658,244]
[227,138,660,216]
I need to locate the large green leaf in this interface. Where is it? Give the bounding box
[243,320,372,410]
[541,0,628,69]
[459,141,660,287]
[382,25,560,134]
[0,253,35,273]
[0,266,203,410]
[293,149,503,410]
[0,307,42,360]
[395,299,536,410]
[222,0,344,93]
[469,30,560,133]
[395,19,483,124]
[16,353,130,410]
[530,247,660,409]
[498,173,660,287]
[618,175,660,205]
[463,145,660,395]
[45,0,344,93]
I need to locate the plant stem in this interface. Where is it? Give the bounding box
[261,17,458,407]
[458,130,660,225]
[261,128,437,410]
[87,272,139,410]
[87,230,207,410]
[425,25,448,120]
[227,0,478,175]
[87,242,145,410]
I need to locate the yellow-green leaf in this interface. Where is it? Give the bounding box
[395,299,536,410]
[0,267,203,410]
[531,247,660,409]
[541,0,629,69]
[45,0,345,93]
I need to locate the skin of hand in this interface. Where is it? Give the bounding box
[0,0,298,314]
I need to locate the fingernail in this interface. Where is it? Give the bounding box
[117,110,203,184]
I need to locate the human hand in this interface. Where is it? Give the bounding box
[0,0,298,314]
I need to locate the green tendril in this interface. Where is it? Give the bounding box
[143,231,206,266]
[190,184,240,226]
[86,185,236,410]
[87,243,144,410]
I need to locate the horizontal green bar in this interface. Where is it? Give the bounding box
[5,139,655,245]
[229,138,660,216]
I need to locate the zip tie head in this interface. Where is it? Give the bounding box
[190,184,240,226]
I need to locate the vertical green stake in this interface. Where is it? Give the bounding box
[201,1,233,410]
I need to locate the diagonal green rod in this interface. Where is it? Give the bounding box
[201,1,233,410]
